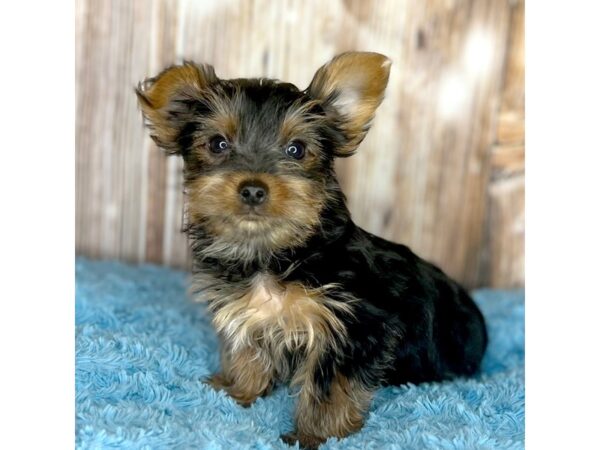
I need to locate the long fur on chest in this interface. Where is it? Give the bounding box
[194,272,355,383]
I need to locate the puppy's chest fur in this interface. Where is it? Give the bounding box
[198,272,353,379]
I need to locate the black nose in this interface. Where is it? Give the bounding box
[239,182,268,206]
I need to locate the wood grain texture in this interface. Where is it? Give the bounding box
[479,0,525,288]
[76,0,524,288]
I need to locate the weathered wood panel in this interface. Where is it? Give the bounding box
[479,0,525,288]
[76,0,525,288]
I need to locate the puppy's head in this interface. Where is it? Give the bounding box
[137,52,391,263]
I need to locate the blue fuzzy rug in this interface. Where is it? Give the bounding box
[75,259,524,449]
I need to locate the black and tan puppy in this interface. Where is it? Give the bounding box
[137,52,487,449]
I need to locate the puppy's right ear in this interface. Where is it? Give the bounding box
[136,62,217,154]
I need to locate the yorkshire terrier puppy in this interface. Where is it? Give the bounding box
[137,52,487,449]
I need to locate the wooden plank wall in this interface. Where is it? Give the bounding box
[76,0,525,289]
[481,0,525,288]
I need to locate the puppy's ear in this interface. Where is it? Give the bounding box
[136,62,217,154]
[307,52,391,157]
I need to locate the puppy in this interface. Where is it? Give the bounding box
[137,52,487,449]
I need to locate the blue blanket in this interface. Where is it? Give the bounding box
[75,259,524,449]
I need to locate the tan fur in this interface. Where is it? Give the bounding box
[280,99,323,140]
[206,346,274,407]
[136,62,218,152]
[193,87,242,140]
[186,172,328,264]
[200,273,356,408]
[284,374,373,448]
[138,63,215,110]
[308,52,391,155]
[209,274,354,354]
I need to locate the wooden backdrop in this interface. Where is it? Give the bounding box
[76,0,524,289]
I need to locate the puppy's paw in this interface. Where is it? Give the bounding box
[203,373,261,407]
[203,372,232,391]
[281,431,325,450]
[230,394,256,408]
[280,432,298,446]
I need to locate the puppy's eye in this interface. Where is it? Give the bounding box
[209,136,230,154]
[285,141,305,160]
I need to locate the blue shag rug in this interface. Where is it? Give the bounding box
[75,259,524,449]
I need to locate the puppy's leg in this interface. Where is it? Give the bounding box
[282,374,373,449]
[206,346,273,407]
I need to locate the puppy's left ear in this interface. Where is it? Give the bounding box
[307,52,391,157]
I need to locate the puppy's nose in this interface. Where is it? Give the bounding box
[239,182,268,206]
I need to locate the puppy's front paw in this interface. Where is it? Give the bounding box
[203,372,232,391]
[281,431,325,450]
[203,373,261,407]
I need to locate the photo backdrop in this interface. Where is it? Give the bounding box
[76,0,524,288]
